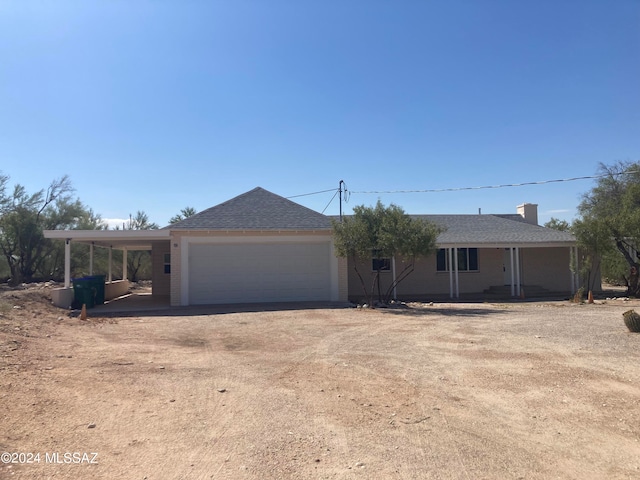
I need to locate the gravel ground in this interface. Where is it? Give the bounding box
[1,286,640,479]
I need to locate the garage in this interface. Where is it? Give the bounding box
[188,241,332,305]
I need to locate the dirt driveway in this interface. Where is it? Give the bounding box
[1,287,640,479]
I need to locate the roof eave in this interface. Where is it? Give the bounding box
[43,229,171,250]
[168,228,332,234]
[436,241,577,248]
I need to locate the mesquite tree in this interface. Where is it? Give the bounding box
[0,174,88,284]
[576,161,640,296]
[332,201,442,304]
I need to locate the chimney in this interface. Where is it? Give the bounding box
[517,203,538,225]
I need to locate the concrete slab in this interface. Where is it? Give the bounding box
[93,293,171,314]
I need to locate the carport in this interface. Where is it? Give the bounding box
[44,188,351,308]
[43,229,170,308]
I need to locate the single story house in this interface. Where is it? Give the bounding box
[44,187,584,308]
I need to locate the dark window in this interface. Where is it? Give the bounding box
[163,253,171,274]
[436,249,447,271]
[372,258,391,271]
[371,250,391,271]
[468,248,478,271]
[436,248,478,272]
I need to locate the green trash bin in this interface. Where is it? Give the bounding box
[86,275,106,305]
[72,278,96,309]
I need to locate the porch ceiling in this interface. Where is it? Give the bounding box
[43,230,170,250]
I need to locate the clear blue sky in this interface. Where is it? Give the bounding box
[1,1,639,227]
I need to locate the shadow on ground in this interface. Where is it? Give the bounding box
[92,301,351,319]
[376,305,509,317]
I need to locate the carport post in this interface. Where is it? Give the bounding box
[64,239,71,288]
[89,242,94,276]
[122,248,128,281]
[391,256,397,300]
[108,246,113,282]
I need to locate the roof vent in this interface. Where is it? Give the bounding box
[517,203,538,225]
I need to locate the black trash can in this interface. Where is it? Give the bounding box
[72,278,96,309]
[85,275,106,305]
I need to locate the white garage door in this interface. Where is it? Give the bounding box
[188,242,331,305]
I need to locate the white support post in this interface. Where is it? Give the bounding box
[391,256,397,301]
[449,248,454,299]
[122,248,128,281]
[454,247,460,299]
[574,247,580,291]
[108,246,113,282]
[510,247,515,296]
[89,242,94,276]
[570,247,575,294]
[64,239,71,288]
[515,247,521,296]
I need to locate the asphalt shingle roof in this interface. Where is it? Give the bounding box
[415,214,576,246]
[167,187,332,231]
[168,187,576,245]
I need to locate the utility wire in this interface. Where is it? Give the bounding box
[286,188,337,199]
[321,190,340,214]
[350,171,639,195]
[283,169,639,209]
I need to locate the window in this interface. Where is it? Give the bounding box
[436,248,478,272]
[371,250,391,271]
[163,253,171,274]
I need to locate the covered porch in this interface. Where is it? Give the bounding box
[348,242,584,303]
[438,243,582,300]
[43,229,171,309]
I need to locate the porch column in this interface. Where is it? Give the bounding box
[64,239,71,288]
[449,248,454,299]
[515,247,521,296]
[454,247,460,299]
[89,242,94,275]
[569,247,575,294]
[572,247,580,293]
[576,247,581,291]
[122,248,128,281]
[510,247,515,296]
[108,246,113,282]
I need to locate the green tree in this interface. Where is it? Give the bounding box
[577,161,640,296]
[332,200,442,304]
[118,211,159,282]
[0,173,10,214]
[60,208,108,280]
[0,174,90,284]
[571,217,608,295]
[168,207,197,224]
[544,218,570,232]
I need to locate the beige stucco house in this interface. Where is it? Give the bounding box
[44,187,583,308]
[344,204,582,302]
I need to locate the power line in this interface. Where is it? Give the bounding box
[350,171,639,195]
[282,169,638,211]
[286,188,337,199]
[321,189,339,214]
